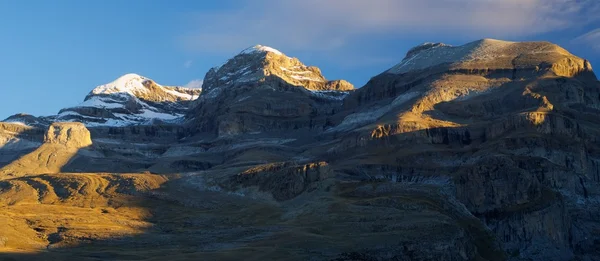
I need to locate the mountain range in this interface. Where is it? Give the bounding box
[1,39,599,261]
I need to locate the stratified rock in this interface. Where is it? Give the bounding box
[188,45,354,137]
[326,39,600,261]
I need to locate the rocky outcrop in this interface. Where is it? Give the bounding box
[0,122,93,178]
[44,122,92,147]
[227,161,331,201]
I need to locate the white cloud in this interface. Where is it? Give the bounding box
[574,28,600,51]
[180,0,600,55]
[183,60,193,68]
[184,79,203,89]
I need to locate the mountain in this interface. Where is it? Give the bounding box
[188,45,354,137]
[1,40,600,261]
[334,39,600,260]
[56,73,201,126]
[3,74,202,128]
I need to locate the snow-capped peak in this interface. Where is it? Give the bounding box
[90,73,150,96]
[240,45,284,56]
[53,73,201,127]
[200,44,354,100]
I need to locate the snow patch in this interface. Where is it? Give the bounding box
[163,88,196,100]
[78,96,124,109]
[91,73,150,96]
[290,75,324,82]
[308,90,350,101]
[241,45,283,56]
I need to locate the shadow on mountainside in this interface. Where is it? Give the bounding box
[0,124,45,169]
[1,109,599,260]
[0,124,521,261]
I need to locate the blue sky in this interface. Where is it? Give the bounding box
[1,0,599,119]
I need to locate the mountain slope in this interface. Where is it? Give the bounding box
[324,39,600,260]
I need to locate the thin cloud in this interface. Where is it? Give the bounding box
[183,60,193,68]
[180,0,600,55]
[574,28,600,51]
[184,79,203,89]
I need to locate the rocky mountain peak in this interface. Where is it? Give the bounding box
[54,74,201,127]
[388,38,595,78]
[86,73,200,103]
[200,45,354,99]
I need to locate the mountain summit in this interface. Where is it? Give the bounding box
[388,38,594,77]
[56,74,201,127]
[189,44,354,137]
[201,45,353,99]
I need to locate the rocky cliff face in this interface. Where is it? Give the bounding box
[0,122,93,178]
[326,39,600,260]
[188,45,354,137]
[44,122,92,147]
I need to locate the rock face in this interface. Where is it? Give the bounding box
[56,73,201,127]
[0,122,93,178]
[188,45,354,137]
[1,39,600,261]
[44,122,92,147]
[201,45,354,96]
[0,122,44,168]
[227,161,332,201]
